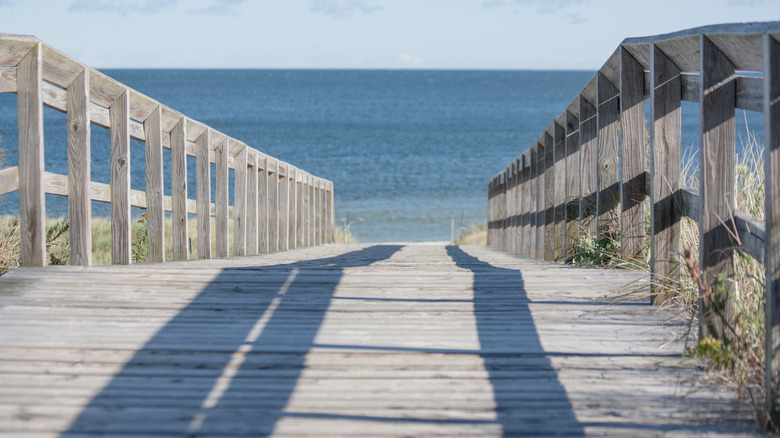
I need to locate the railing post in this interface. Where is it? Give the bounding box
[234,143,248,256]
[650,44,682,305]
[765,32,780,431]
[699,35,736,340]
[258,155,269,254]
[196,129,211,259]
[67,69,92,266]
[171,119,188,260]
[527,148,537,258]
[553,118,566,260]
[267,159,278,253]
[17,42,45,267]
[509,162,518,253]
[620,47,647,262]
[328,181,335,243]
[110,89,130,265]
[500,170,507,251]
[565,110,580,255]
[536,139,546,259]
[579,95,598,237]
[289,167,297,250]
[215,137,229,258]
[544,129,556,261]
[278,163,288,252]
[597,72,620,242]
[246,151,259,256]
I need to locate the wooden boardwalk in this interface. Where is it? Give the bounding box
[0,243,760,436]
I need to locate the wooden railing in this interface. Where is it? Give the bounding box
[487,21,780,424]
[0,33,335,267]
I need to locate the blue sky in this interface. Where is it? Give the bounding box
[1,0,778,69]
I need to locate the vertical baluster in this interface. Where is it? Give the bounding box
[544,129,555,261]
[579,95,598,238]
[278,163,288,252]
[246,150,258,255]
[68,69,92,266]
[289,167,297,250]
[171,119,188,260]
[196,129,211,259]
[650,44,682,305]
[699,35,737,340]
[764,32,780,430]
[536,139,546,260]
[234,143,247,256]
[110,89,130,265]
[554,118,566,260]
[597,73,620,242]
[215,138,229,258]
[258,154,269,254]
[565,110,580,256]
[528,147,537,258]
[620,47,647,261]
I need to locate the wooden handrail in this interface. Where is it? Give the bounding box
[486,21,780,426]
[0,33,335,266]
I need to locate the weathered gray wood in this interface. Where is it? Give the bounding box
[578,96,597,237]
[67,69,92,266]
[699,35,737,340]
[17,43,45,267]
[527,148,537,258]
[543,131,555,261]
[597,73,620,242]
[508,163,517,253]
[267,160,278,253]
[170,119,188,261]
[564,111,580,255]
[143,106,164,264]
[196,130,211,260]
[110,89,131,265]
[215,138,229,258]
[278,164,288,252]
[765,33,780,430]
[297,172,305,249]
[620,47,647,262]
[328,181,335,243]
[234,144,248,257]
[257,155,268,254]
[289,168,297,250]
[246,152,259,256]
[553,120,566,260]
[650,44,682,305]
[535,140,546,260]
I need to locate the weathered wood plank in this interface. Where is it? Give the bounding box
[215,138,229,258]
[527,148,537,258]
[110,89,131,265]
[597,73,620,242]
[535,140,545,260]
[143,105,164,264]
[170,119,188,261]
[579,96,597,237]
[233,143,248,257]
[267,159,278,253]
[765,33,780,429]
[619,47,647,262]
[543,131,555,261]
[650,44,682,305]
[277,164,287,252]
[66,69,91,266]
[553,119,566,260]
[196,129,211,260]
[247,152,259,256]
[699,35,736,340]
[565,110,580,255]
[17,42,45,267]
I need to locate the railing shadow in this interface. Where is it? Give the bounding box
[61,244,403,437]
[445,246,583,436]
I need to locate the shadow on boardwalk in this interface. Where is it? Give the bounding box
[61,245,403,436]
[445,246,583,436]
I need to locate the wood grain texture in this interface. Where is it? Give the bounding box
[143,105,164,264]
[234,144,248,257]
[619,47,647,262]
[215,139,229,258]
[196,130,211,260]
[543,131,555,261]
[764,34,780,429]
[266,160,277,253]
[527,148,537,258]
[535,141,545,260]
[277,165,288,252]
[67,69,91,266]
[578,96,598,237]
[699,35,736,340]
[17,42,45,267]
[246,152,259,256]
[289,168,297,250]
[110,89,131,265]
[170,119,188,261]
[650,44,682,305]
[0,243,758,436]
[597,73,620,242]
[553,120,566,260]
[564,111,580,254]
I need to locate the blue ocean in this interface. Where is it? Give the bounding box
[0,70,763,242]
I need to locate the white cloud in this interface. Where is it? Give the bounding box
[188,0,248,16]
[399,52,423,66]
[68,0,179,15]
[311,0,382,18]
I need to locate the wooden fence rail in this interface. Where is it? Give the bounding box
[0,33,335,267]
[486,22,780,426]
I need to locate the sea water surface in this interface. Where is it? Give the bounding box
[0,70,764,242]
